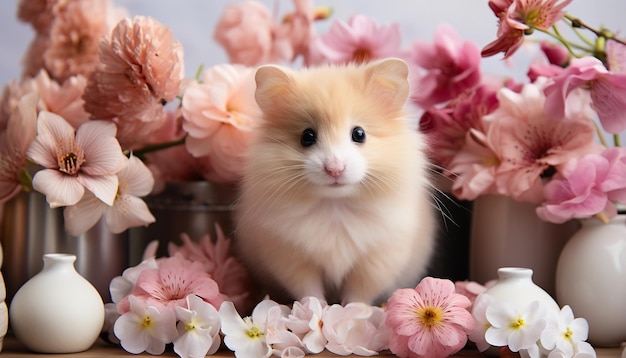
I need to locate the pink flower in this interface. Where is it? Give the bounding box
[544,56,626,134]
[26,111,127,208]
[181,64,259,183]
[323,303,390,355]
[42,0,117,83]
[482,0,572,58]
[17,0,58,34]
[606,40,626,74]
[536,148,626,223]
[487,80,600,202]
[0,92,38,204]
[384,277,475,358]
[117,255,224,314]
[410,24,482,108]
[540,40,570,67]
[33,70,90,128]
[83,16,184,149]
[307,14,403,66]
[168,224,253,313]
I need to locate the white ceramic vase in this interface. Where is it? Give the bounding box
[0,239,7,352]
[482,267,560,313]
[9,253,105,353]
[556,215,626,347]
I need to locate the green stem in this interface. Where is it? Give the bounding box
[564,14,626,47]
[614,134,622,147]
[131,136,186,160]
[594,121,608,147]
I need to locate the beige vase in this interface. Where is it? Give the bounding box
[469,194,579,297]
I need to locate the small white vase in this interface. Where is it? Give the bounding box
[556,215,626,347]
[0,240,6,352]
[9,253,105,353]
[482,267,560,313]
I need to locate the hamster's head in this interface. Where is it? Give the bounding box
[249,58,420,199]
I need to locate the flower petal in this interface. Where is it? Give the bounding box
[32,169,85,207]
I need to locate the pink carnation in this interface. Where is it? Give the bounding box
[410,24,482,108]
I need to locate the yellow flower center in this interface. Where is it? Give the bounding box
[185,320,196,332]
[416,306,444,327]
[247,326,264,339]
[141,316,153,329]
[510,315,525,330]
[563,327,574,341]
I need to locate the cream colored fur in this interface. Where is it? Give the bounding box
[234,58,435,304]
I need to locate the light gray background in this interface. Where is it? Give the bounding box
[1,1,624,86]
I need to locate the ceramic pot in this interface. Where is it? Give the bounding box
[556,215,626,347]
[9,253,104,353]
[482,267,560,313]
[0,190,130,303]
[470,195,579,297]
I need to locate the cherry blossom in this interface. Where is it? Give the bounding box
[173,295,222,358]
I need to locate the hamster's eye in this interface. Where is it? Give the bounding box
[301,128,317,147]
[351,126,366,143]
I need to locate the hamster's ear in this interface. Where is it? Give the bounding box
[255,65,293,112]
[364,58,410,109]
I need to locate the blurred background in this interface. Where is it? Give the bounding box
[1,0,625,87]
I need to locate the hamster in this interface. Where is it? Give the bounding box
[234,58,436,305]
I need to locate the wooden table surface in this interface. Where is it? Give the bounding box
[2,334,624,358]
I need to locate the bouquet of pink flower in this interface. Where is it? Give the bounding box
[0,0,330,235]
[414,0,626,224]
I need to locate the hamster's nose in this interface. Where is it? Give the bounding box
[324,158,345,178]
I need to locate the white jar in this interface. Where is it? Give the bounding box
[483,267,560,313]
[556,215,626,347]
[9,253,105,353]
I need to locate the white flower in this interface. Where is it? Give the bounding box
[109,257,159,304]
[548,341,596,358]
[113,295,178,355]
[285,296,328,354]
[485,300,547,353]
[219,300,272,358]
[469,293,494,352]
[173,295,222,358]
[541,305,590,358]
[322,302,388,356]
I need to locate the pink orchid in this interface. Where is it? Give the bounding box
[0,92,38,204]
[167,224,253,313]
[26,111,127,208]
[544,56,626,134]
[487,80,601,203]
[64,155,156,236]
[410,24,482,108]
[181,64,260,183]
[385,277,475,358]
[537,148,626,223]
[117,255,223,314]
[307,14,403,66]
[482,0,572,58]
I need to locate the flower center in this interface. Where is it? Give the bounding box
[185,320,196,332]
[352,48,371,64]
[510,315,525,330]
[246,325,264,339]
[141,316,153,328]
[563,327,574,341]
[417,306,443,327]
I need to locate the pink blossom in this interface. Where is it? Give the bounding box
[181,64,259,183]
[540,40,570,67]
[168,224,253,313]
[455,280,496,308]
[26,112,127,208]
[83,16,184,149]
[544,56,626,134]
[323,303,390,355]
[42,0,116,83]
[448,129,501,200]
[487,80,601,203]
[410,24,482,108]
[307,14,403,66]
[606,40,626,74]
[537,148,626,223]
[34,70,90,128]
[0,92,38,204]
[385,277,475,358]
[17,0,58,34]
[419,83,499,168]
[214,0,317,66]
[482,0,572,58]
[117,255,224,314]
